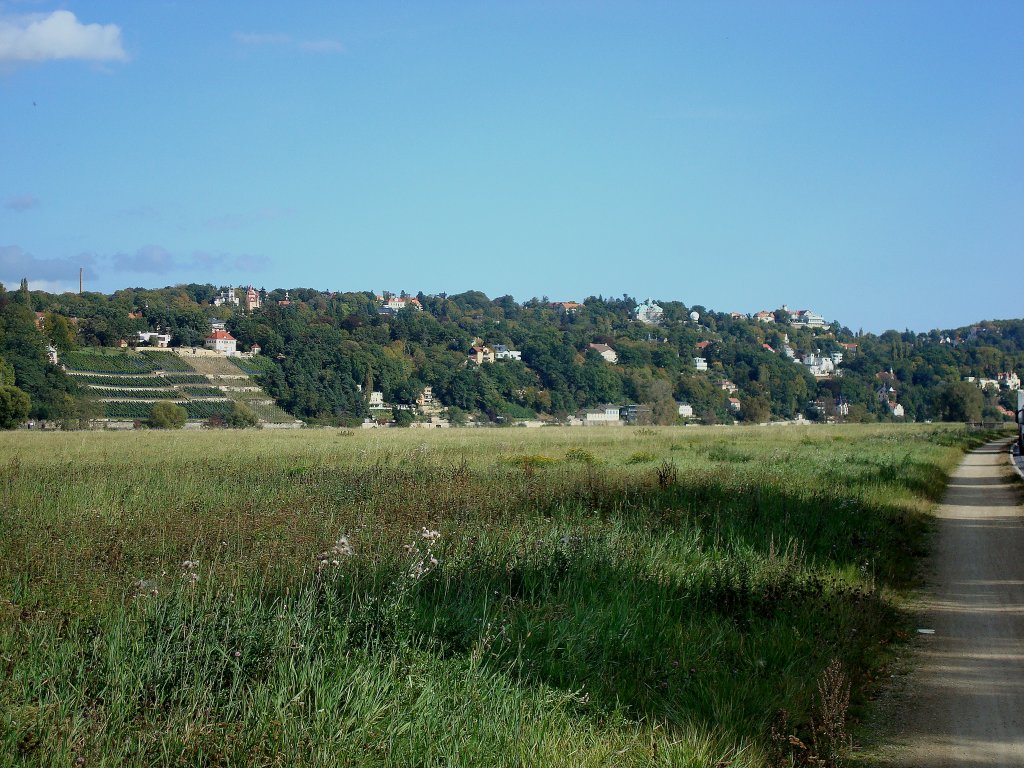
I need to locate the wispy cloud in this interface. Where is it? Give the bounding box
[233,30,343,54]
[0,244,96,286]
[4,193,39,211]
[113,245,271,275]
[112,244,175,273]
[0,10,127,63]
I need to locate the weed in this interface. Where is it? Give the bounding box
[626,451,657,464]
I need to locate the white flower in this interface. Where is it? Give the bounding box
[420,527,441,543]
[316,533,354,569]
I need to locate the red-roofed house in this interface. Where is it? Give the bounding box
[204,329,237,354]
[551,301,583,314]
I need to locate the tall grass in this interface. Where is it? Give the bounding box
[0,425,1000,766]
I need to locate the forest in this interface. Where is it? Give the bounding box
[1,279,1021,427]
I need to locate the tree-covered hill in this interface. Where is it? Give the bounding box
[5,281,1022,427]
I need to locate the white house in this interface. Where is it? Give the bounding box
[786,306,828,328]
[802,353,836,378]
[693,357,708,371]
[634,299,664,326]
[728,397,742,413]
[998,372,1020,390]
[213,287,239,307]
[368,391,386,409]
[137,331,171,348]
[677,403,694,418]
[377,295,423,312]
[588,343,618,364]
[204,330,237,354]
[582,405,623,425]
[494,344,522,361]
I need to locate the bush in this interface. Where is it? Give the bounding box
[226,401,259,428]
[392,408,414,427]
[148,402,187,429]
[0,384,31,429]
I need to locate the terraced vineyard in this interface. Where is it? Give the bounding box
[62,349,297,426]
[61,350,161,374]
[137,350,195,371]
[92,388,182,400]
[229,355,278,375]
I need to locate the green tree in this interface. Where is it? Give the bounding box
[0,355,15,386]
[57,395,103,430]
[0,384,31,428]
[741,395,771,423]
[45,313,78,351]
[392,407,414,427]
[226,401,259,428]
[935,381,984,422]
[148,401,187,429]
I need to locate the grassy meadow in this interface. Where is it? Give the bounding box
[0,424,1001,766]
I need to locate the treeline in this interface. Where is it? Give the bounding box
[6,281,1024,427]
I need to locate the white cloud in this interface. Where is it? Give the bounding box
[0,10,127,63]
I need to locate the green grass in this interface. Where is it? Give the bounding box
[0,425,1001,766]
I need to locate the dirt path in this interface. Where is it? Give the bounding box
[889,440,1024,767]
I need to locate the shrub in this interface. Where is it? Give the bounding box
[0,384,31,429]
[226,401,259,428]
[148,401,187,429]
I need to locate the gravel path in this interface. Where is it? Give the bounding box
[890,440,1024,767]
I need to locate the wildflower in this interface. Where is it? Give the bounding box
[180,560,199,586]
[316,534,354,570]
[420,527,441,543]
[131,578,158,599]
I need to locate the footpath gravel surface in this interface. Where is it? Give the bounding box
[889,440,1024,767]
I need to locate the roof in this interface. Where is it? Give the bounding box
[206,330,236,341]
[695,341,711,349]
[588,343,613,352]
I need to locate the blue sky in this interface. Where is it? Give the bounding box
[1,1,1021,333]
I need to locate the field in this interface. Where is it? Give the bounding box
[0,425,1001,766]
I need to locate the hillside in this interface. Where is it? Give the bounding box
[2,281,1022,427]
[58,348,296,426]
